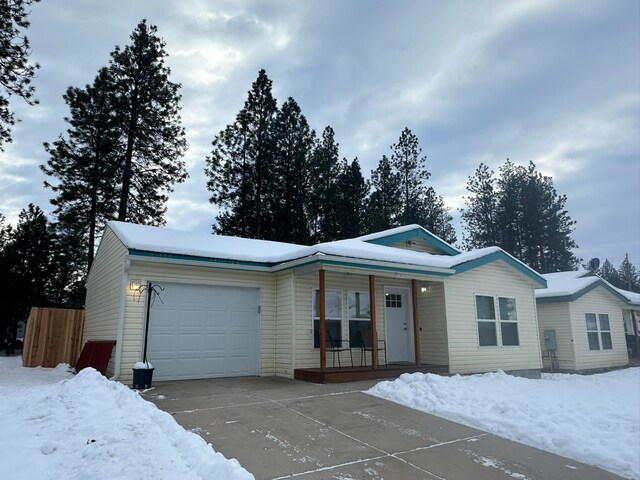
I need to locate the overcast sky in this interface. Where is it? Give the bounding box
[1,0,638,266]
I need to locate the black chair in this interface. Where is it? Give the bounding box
[323,329,353,368]
[358,330,386,367]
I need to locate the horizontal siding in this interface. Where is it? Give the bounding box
[119,261,276,383]
[536,302,575,370]
[275,272,294,377]
[418,281,448,365]
[444,261,542,374]
[293,271,411,369]
[83,227,127,377]
[388,237,442,254]
[569,288,628,370]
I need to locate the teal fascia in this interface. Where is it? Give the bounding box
[318,258,453,277]
[536,279,629,304]
[365,228,460,256]
[453,251,547,288]
[128,249,273,268]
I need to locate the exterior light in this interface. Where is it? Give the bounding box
[129,279,142,291]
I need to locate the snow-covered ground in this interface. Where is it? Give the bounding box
[368,368,640,479]
[0,356,253,480]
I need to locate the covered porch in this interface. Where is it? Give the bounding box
[292,266,450,383]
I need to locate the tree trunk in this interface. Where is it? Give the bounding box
[118,116,136,221]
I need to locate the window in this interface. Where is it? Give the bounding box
[476,295,497,346]
[586,313,612,350]
[348,291,370,347]
[475,295,519,347]
[312,289,342,348]
[499,297,519,346]
[386,293,402,308]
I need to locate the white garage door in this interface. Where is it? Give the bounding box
[146,282,260,381]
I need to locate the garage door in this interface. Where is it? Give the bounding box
[146,282,260,381]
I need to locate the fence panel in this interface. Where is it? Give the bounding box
[22,307,85,368]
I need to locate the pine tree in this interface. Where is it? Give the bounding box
[335,158,369,239]
[618,254,640,293]
[270,97,314,244]
[366,155,401,232]
[109,19,188,223]
[205,69,277,239]
[41,67,122,270]
[461,163,499,249]
[308,126,341,242]
[0,0,40,149]
[418,186,457,244]
[600,259,620,287]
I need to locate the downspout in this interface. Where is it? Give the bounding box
[110,257,130,381]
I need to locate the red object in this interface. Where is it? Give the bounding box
[75,340,116,375]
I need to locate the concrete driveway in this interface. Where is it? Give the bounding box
[142,376,622,480]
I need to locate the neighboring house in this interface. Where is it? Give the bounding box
[614,287,640,359]
[536,271,630,371]
[84,221,547,384]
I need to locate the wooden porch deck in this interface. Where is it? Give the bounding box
[294,363,449,383]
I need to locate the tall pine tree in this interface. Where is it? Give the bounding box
[461,164,499,249]
[205,69,277,239]
[109,19,188,224]
[335,158,369,239]
[366,155,401,232]
[618,254,640,292]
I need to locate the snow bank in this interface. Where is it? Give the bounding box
[0,358,253,480]
[368,368,640,479]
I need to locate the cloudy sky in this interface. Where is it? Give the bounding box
[1,0,638,266]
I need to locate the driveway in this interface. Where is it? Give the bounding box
[142,377,623,480]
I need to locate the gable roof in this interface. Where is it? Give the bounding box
[107,221,545,286]
[536,271,629,304]
[614,287,640,307]
[357,224,460,256]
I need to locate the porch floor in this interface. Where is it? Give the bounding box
[294,363,449,383]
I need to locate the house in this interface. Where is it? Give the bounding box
[83,221,547,384]
[535,270,631,371]
[614,287,640,359]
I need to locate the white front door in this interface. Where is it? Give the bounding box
[384,287,412,363]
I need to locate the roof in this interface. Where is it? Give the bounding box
[536,271,629,304]
[614,287,640,306]
[357,224,460,256]
[107,221,546,286]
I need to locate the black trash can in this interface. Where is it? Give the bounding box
[132,367,154,389]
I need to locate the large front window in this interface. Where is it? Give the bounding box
[312,289,343,348]
[476,295,497,346]
[348,291,370,347]
[476,295,519,347]
[586,313,612,350]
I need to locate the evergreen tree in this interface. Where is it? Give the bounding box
[418,186,457,244]
[600,259,620,287]
[461,164,499,249]
[366,155,401,232]
[205,69,277,239]
[41,67,122,270]
[335,158,369,239]
[109,19,188,223]
[0,0,39,149]
[308,126,341,242]
[270,97,314,244]
[618,254,639,293]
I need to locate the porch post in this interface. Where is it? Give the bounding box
[319,269,327,372]
[369,275,378,369]
[411,280,421,366]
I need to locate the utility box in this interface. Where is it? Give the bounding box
[543,329,557,350]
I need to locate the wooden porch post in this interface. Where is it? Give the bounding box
[369,275,378,369]
[411,280,421,366]
[319,269,326,372]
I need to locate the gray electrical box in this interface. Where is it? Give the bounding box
[543,329,557,350]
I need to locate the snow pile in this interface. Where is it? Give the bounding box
[368,368,640,479]
[0,358,253,480]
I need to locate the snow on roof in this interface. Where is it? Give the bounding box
[614,287,640,306]
[107,221,539,280]
[356,224,461,254]
[536,272,600,299]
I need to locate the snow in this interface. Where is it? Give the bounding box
[536,272,600,298]
[134,361,154,369]
[368,368,640,479]
[615,286,640,306]
[0,356,253,480]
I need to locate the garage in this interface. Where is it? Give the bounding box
[146,282,260,381]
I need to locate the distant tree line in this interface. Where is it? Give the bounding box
[585,256,640,293]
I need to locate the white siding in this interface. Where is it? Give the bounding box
[388,237,443,254]
[568,287,628,370]
[536,302,576,370]
[293,270,411,369]
[275,272,294,377]
[444,261,542,374]
[83,227,128,377]
[120,261,277,383]
[417,281,448,365]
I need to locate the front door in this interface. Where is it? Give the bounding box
[384,287,412,363]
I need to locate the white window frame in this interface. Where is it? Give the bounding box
[348,290,371,347]
[475,294,520,348]
[312,288,343,349]
[475,294,498,347]
[498,296,519,347]
[586,313,612,351]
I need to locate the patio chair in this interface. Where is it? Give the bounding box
[358,330,386,367]
[322,329,354,368]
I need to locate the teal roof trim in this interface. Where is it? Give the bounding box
[277,257,453,277]
[128,249,273,268]
[536,279,629,304]
[454,251,547,287]
[365,228,460,256]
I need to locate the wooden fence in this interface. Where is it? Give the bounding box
[22,307,85,368]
